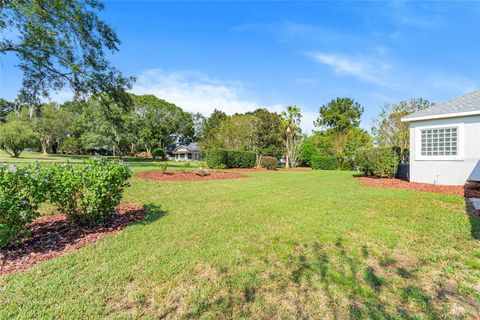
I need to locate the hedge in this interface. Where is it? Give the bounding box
[0,158,132,248]
[206,149,256,169]
[259,156,278,170]
[299,142,320,167]
[311,156,338,170]
[356,147,399,178]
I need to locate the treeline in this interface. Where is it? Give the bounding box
[0,95,432,171]
[0,95,196,157]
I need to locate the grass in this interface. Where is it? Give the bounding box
[1,153,480,319]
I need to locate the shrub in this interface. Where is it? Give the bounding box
[206,149,255,169]
[299,142,320,167]
[311,156,339,170]
[0,163,50,248]
[227,150,256,168]
[158,162,168,173]
[356,147,399,178]
[48,158,132,226]
[259,156,278,170]
[151,148,166,160]
[206,149,228,169]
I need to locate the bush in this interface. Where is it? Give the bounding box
[48,158,132,226]
[0,163,50,248]
[311,156,339,170]
[151,148,166,160]
[206,149,256,169]
[299,142,320,167]
[259,156,278,170]
[158,162,168,173]
[227,150,256,168]
[206,149,228,169]
[356,147,399,178]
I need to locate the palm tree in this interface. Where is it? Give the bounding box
[281,105,302,168]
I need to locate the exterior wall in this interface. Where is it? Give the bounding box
[409,115,480,185]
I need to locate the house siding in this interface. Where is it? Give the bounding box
[409,115,480,186]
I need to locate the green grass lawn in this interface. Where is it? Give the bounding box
[1,154,479,319]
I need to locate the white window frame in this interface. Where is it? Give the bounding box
[415,122,464,161]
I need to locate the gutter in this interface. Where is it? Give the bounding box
[401,110,480,122]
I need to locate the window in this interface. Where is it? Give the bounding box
[420,127,458,157]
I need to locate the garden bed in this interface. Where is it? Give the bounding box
[0,203,145,276]
[136,170,247,181]
[357,176,480,197]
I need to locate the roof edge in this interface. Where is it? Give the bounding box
[401,110,480,122]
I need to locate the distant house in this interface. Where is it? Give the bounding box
[401,90,480,186]
[171,142,203,161]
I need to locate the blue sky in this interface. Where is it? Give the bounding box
[1,1,479,132]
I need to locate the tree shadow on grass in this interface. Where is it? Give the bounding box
[464,198,480,240]
[287,238,443,320]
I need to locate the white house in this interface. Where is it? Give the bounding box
[171,142,203,161]
[401,90,480,186]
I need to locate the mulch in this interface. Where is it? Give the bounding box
[357,176,480,198]
[136,170,247,181]
[0,203,145,277]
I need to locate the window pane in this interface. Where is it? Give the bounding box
[420,127,458,157]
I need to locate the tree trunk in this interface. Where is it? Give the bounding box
[285,135,290,169]
[41,138,50,155]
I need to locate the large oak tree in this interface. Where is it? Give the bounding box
[0,0,132,106]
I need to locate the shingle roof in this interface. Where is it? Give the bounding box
[402,89,480,121]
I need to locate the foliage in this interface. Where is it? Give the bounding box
[248,108,284,163]
[48,158,132,226]
[226,150,256,168]
[259,156,278,170]
[308,131,335,156]
[0,0,132,105]
[33,104,73,154]
[281,105,302,168]
[151,148,166,161]
[372,98,433,163]
[315,97,363,132]
[309,128,371,170]
[205,149,228,169]
[199,109,228,150]
[191,112,206,142]
[356,147,399,178]
[131,94,194,154]
[341,128,372,170]
[0,163,50,248]
[158,162,168,173]
[206,148,256,169]
[0,112,36,157]
[310,156,338,170]
[215,114,256,151]
[0,98,14,123]
[299,142,320,166]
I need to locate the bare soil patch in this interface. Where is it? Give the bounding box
[357,176,469,196]
[136,170,247,181]
[0,203,145,276]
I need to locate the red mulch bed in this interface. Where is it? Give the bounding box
[0,203,145,277]
[357,176,480,197]
[136,170,247,181]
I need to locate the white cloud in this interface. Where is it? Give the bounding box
[132,69,317,133]
[311,53,391,86]
[132,69,262,116]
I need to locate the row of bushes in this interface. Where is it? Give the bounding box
[0,158,132,248]
[311,156,338,170]
[206,149,256,169]
[356,146,399,178]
